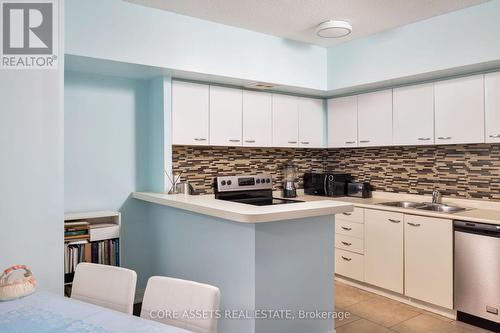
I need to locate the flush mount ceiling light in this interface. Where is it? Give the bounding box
[316,20,352,38]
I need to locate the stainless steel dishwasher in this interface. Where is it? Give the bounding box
[454,220,500,332]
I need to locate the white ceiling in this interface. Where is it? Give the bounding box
[126,0,488,47]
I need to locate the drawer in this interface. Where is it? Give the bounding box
[335,249,364,281]
[337,207,364,224]
[335,234,364,254]
[335,220,364,239]
[364,209,403,225]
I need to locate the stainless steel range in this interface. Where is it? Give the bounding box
[214,174,303,206]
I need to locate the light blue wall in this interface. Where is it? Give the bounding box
[0,69,64,294]
[0,2,64,294]
[65,0,326,91]
[64,71,165,212]
[327,0,500,91]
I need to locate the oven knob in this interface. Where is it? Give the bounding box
[266,178,270,183]
[261,179,265,183]
[256,179,261,184]
[328,175,334,181]
[227,180,232,185]
[221,180,226,186]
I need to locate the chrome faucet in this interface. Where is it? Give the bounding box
[432,189,442,204]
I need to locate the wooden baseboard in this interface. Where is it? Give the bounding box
[335,275,457,320]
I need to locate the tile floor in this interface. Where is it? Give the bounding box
[335,281,494,333]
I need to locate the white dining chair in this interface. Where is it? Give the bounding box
[71,263,137,314]
[141,276,221,333]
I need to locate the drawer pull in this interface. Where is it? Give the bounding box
[437,136,452,140]
[245,140,256,143]
[345,141,356,144]
[489,134,500,138]
[301,141,310,145]
[341,256,352,261]
[388,219,401,223]
[407,222,421,227]
[418,137,431,141]
[341,226,352,231]
[194,138,207,141]
[341,241,352,246]
[359,140,370,143]
[229,139,241,142]
[288,141,297,144]
[342,212,352,216]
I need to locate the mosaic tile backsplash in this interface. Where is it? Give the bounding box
[172,144,500,201]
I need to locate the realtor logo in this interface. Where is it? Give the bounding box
[1,0,58,69]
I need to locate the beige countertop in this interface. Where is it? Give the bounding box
[132,192,354,223]
[279,191,500,226]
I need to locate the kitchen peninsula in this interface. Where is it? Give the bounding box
[133,191,353,333]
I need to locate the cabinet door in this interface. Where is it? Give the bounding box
[272,94,299,147]
[327,96,358,148]
[393,84,434,146]
[405,215,453,309]
[172,81,209,145]
[209,86,243,146]
[242,90,272,147]
[485,72,500,143]
[298,97,324,148]
[435,75,484,145]
[358,90,393,147]
[364,209,404,293]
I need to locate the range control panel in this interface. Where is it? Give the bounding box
[215,174,273,192]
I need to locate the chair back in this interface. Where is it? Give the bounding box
[71,263,137,314]
[141,276,220,333]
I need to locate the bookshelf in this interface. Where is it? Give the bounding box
[64,211,121,296]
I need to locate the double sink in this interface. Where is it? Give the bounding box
[378,201,468,214]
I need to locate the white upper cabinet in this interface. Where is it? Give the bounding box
[272,94,299,147]
[485,72,500,143]
[393,84,435,146]
[242,90,272,147]
[172,81,210,146]
[298,97,324,148]
[357,90,393,147]
[209,86,243,146]
[434,75,485,145]
[327,96,358,148]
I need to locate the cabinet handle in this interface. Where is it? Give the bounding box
[341,226,352,231]
[245,140,256,143]
[345,141,356,144]
[301,141,310,145]
[341,256,352,261]
[288,141,297,144]
[359,140,370,143]
[229,139,241,142]
[489,134,500,138]
[437,136,452,140]
[341,241,352,246]
[388,219,401,223]
[407,222,421,227]
[418,137,431,141]
[342,212,352,216]
[194,138,207,141]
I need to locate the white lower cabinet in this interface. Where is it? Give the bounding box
[364,209,404,294]
[335,249,364,282]
[404,215,453,309]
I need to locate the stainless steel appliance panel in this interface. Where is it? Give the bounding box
[454,221,500,324]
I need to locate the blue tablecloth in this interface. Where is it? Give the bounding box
[0,291,193,333]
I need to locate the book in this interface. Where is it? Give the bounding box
[84,243,91,263]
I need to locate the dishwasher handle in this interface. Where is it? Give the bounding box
[454,220,500,237]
